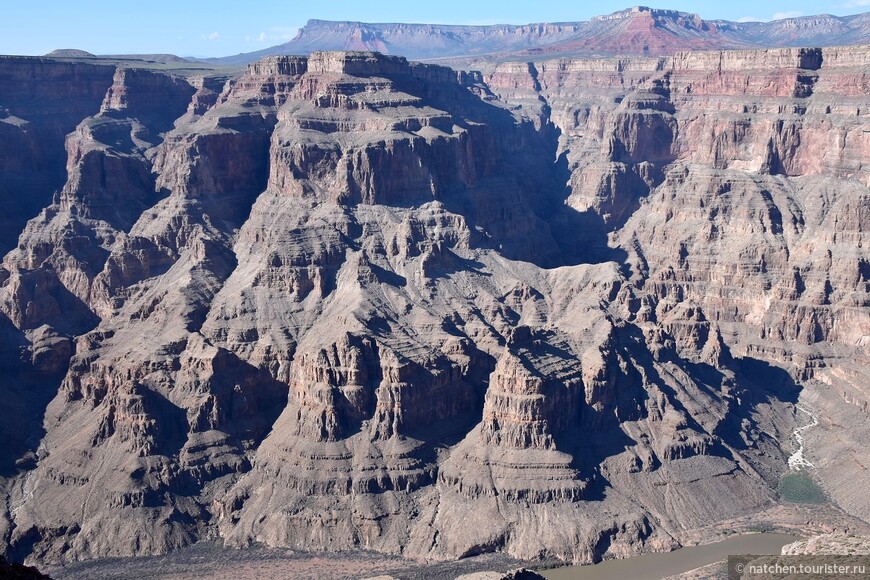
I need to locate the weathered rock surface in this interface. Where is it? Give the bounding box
[0,57,116,254]
[0,45,868,568]
[782,533,870,556]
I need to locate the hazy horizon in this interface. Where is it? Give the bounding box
[2,1,869,59]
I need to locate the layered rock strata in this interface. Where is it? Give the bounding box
[0,46,867,566]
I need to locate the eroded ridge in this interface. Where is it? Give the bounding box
[0,46,867,565]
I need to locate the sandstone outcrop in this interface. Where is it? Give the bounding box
[0,45,868,568]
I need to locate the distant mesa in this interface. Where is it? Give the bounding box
[100,54,192,64]
[44,48,95,58]
[207,6,870,64]
[42,50,191,64]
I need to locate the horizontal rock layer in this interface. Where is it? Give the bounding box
[0,46,867,566]
[213,9,870,64]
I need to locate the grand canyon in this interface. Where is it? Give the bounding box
[0,6,869,579]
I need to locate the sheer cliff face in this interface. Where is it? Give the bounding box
[0,47,867,565]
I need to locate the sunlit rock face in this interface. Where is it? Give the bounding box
[0,46,868,566]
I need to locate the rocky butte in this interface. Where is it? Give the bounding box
[0,41,868,572]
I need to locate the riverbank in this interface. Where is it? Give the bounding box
[539,533,799,580]
[45,499,870,579]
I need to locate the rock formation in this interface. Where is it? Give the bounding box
[212,8,870,64]
[0,44,867,568]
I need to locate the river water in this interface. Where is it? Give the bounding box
[540,533,800,580]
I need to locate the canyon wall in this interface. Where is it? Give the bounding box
[0,46,867,565]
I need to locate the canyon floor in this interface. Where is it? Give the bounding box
[46,495,870,578]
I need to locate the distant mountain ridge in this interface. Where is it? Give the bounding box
[42,49,191,65]
[209,6,870,64]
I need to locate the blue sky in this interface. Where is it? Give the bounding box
[3,0,869,57]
